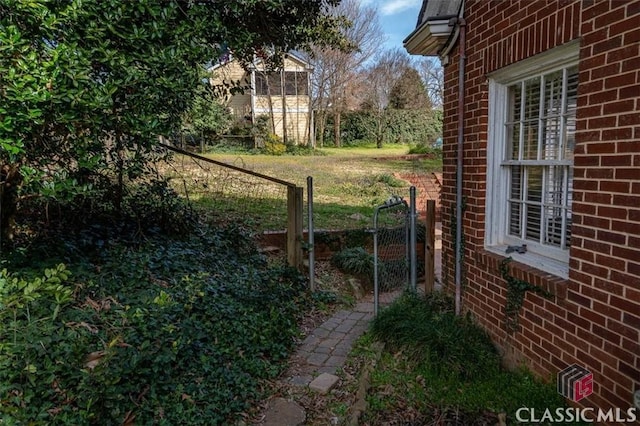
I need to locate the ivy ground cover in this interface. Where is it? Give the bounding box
[0,223,307,425]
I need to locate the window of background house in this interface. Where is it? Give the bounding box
[255,71,308,96]
[485,42,579,277]
[254,72,282,96]
[284,71,308,95]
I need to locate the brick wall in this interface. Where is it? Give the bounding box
[441,0,640,413]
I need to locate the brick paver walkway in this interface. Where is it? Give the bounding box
[286,226,441,385]
[296,302,374,376]
[261,235,442,425]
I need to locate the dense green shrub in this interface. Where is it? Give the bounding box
[0,223,307,425]
[385,109,442,145]
[122,178,197,235]
[10,175,198,262]
[331,247,375,287]
[324,109,442,147]
[181,87,234,139]
[366,292,572,423]
[263,133,287,156]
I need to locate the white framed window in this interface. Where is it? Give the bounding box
[486,42,579,278]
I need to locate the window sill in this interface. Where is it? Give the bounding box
[477,246,570,301]
[486,245,569,280]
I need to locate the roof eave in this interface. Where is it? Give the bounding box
[403,17,454,56]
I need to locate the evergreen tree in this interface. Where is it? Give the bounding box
[389,66,432,110]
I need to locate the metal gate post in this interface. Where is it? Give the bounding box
[307,176,315,291]
[409,186,417,292]
[373,216,380,316]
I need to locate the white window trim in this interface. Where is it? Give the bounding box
[485,41,580,279]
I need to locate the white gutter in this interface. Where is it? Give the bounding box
[404,16,457,56]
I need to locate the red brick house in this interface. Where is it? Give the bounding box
[405,0,640,417]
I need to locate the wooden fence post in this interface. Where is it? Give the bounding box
[287,186,304,270]
[424,200,436,293]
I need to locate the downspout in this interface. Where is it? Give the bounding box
[454,17,466,316]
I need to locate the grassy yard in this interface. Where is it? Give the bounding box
[190,144,441,230]
[362,293,576,425]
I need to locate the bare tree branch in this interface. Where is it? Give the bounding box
[415,57,444,108]
[304,0,384,147]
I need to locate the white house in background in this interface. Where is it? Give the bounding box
[209,52,313,146]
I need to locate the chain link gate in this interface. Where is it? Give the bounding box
[372,186,418,315]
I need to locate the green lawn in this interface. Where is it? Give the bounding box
[184,145,442,231]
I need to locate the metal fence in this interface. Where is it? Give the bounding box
[372,187,419,315]
[170,132,257,153]
[158,142,304,269]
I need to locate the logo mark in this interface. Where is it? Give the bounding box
[558,364,593,402]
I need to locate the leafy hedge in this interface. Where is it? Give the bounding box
[0,224,307,425]
[324,109,443,147]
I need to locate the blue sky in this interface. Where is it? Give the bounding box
[363,0,423,51]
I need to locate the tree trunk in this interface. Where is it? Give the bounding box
[267,92,276,135]
[316,110,327,147]
[0,164,22,246]
[376,112,384,148]
[281,70,288,144]
[333,110,341,148]
[263,72,277,135]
